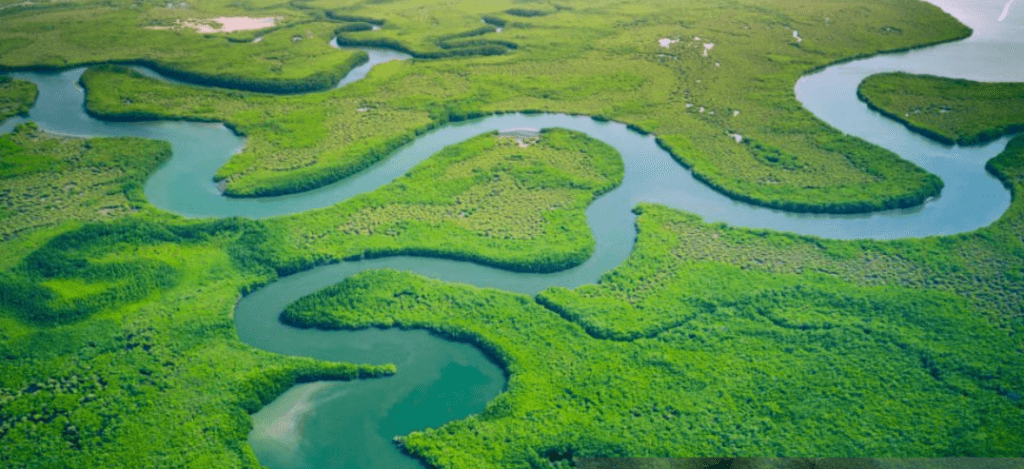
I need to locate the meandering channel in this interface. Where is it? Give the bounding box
[1,2,1021,467]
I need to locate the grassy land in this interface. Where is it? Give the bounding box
[4,0,1024,467]
[575,459,1024,469]
[0,3,374,94]
[57,0,970,213]
[0,123,170,241]
[857,72,1024,145]
[0,124,392,467]
[284,136,1024,467]
[272,127,625,273]
[1,122,1022,468]
[0,124,621,467]
[0,216,394,468]
[0,76,36,123]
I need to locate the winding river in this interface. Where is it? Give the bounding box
[1,1,1021,467]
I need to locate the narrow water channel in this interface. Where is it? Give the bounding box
[1,1,1021,467]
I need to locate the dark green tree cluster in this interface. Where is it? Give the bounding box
[332,24,516,60]
[505,8,551,18]
[324,12,386,26]
[0,76,37,123]
[0,217,282,326]
[128,53,369,95]
[481,15,507,27]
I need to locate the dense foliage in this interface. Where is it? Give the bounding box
[283,137,1024,467]
[3,0,1023,468]
[47,0,969,212]
[858,72,1024,145]
[282,264,1022,466]
[0,124,619,467]
[575,459,1024,469]
[1,108,1022,469]
[273,127,624,273]
[0,76,36,123]
[0,215,393,469]
[0,123,170,240]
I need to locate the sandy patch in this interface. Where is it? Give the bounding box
[999,0,1015,21]
[499,127,540,147]
[259,382,331,446]
[147,16,279,34]
[658,38,680,48]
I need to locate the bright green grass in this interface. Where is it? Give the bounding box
[0,76,36,123]
[858,72,1024,145]
[0,123,170,241]
[272,127,624,273]
[58,0,969,212]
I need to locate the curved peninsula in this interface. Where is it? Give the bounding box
[858,72,1024,145]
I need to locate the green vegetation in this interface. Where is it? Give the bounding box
[0,124,622,467]
[539,134,1024,345]
[0,76,36,123]
[38,0,970,212]
[4,0,1024,467]
[2,110,1023,468]
[275,127,624,273]
[79,64,438,197]
[575,459,1024,469]
[283,136,1024,466]
[0,123,170,241]
[858,72,1024,145]
[0,10,370,94]
[0,215,394,468]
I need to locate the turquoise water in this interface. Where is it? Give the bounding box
[2,2,1022,466]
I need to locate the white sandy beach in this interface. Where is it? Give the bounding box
[148,16,279,33]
